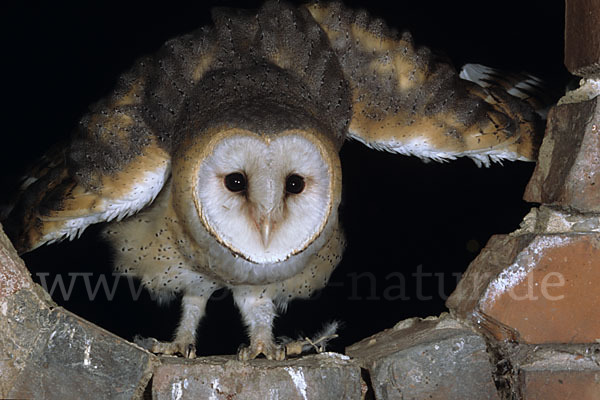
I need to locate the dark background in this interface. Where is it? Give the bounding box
[0,1,569,356]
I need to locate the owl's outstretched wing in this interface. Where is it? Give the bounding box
[4,19,230,254]
[3,139,170,254]
[3,68,171,254]
[306,3,543,167]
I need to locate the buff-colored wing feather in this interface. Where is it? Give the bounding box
[3,21,232,254]
[4,139,170,254]
[306,2,543,167]
[4,68,172,254]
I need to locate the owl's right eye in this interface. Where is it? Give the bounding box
[224,172,247,192]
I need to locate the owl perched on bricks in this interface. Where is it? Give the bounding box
[3,1,542,360]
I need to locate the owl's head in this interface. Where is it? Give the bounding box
[173,127,342,264]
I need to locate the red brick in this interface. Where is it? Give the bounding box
[448,234,600,344]
[565,0,600,77]
[524,98,600,212]
[446,235,530,330]
[522,370,600,400]
[518,349,600,400]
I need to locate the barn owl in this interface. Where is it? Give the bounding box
[3,1,542,360]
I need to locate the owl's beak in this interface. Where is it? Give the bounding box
[257,214,274,248]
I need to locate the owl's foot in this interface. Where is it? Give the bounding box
[237,340,286,361]
[134,335,196,358]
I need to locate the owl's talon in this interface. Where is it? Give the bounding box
[185,343,197,358]
[134,335,196,358]
[237,341,286,361]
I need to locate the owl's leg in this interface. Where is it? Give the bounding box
[135,292,209,358]
[232,288,285,361]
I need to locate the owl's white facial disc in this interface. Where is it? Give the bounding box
[195,132,334,264]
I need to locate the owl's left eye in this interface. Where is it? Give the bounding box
[224,172,247,192]
[285,174,305,194]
